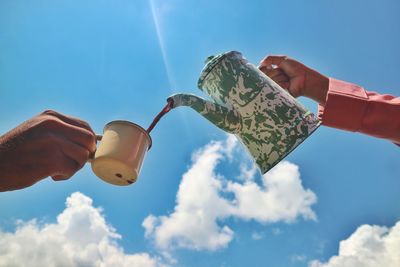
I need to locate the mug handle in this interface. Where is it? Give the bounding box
[88,134,103,163]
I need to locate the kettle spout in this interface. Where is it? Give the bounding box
[167,93,242,133]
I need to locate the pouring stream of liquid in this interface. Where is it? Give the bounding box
[147,99,174,133]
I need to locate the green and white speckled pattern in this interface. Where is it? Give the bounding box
[169,51,320,174]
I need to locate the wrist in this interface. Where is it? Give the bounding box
[303,70,329,104]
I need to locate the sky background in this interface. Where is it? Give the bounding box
[0,0,400,266]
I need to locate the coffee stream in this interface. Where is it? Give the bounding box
[147,99,174,133]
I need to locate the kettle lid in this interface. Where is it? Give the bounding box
[197,51,242,89]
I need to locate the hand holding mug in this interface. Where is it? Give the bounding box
[0,110,96,191]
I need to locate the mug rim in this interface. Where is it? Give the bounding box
[103,120,152,149]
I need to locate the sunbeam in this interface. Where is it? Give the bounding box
[149,0,176,92]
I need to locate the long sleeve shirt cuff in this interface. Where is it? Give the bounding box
[318,78,400,144]
[318,78,368,132]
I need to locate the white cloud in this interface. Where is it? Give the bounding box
[309,221,400,267]
[0,192,162,267]
[143,140,234,251]
[228,161,317,223]
[237,161,258,181]
[143,136,317,251]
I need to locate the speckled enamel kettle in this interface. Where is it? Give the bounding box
[168,51,320,173]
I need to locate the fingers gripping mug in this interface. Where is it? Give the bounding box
[90,121,152,186]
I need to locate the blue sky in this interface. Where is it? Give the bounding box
[0,0,399,266]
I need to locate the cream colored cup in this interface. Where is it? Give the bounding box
[91,120,152,186]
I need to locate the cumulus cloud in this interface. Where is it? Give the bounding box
[309,221,400,267]
[228,161,317,223]
[143,136,317,251]
[0,192,162,267]
[143,139,235,251]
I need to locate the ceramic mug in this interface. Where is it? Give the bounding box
[90,120,152,186]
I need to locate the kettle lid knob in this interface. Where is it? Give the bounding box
[205,55,215,63]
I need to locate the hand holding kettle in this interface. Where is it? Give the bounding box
[258,55,329,104]
[259,55,400,144]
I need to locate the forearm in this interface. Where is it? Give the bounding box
[0,136,19,191]
[0,132,33,191]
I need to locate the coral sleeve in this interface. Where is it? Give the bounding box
[318,78,400,144]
